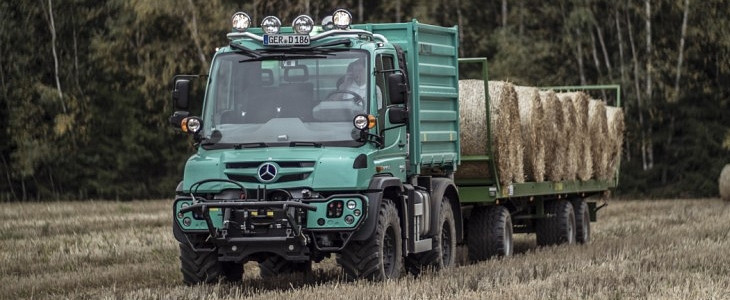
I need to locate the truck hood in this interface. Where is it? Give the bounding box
[182,147,375,193]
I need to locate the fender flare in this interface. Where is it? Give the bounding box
[351,176,404,241]
[429,178,464,242]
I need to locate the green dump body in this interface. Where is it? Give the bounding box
[353,22,461,176]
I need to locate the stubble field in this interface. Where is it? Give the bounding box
[1,198,729,299]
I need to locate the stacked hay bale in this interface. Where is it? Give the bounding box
[605,107,625,177]
[489,81,524,184]
[515,86,545,182]
[539,90,566,181]
[721,164,730,202]
[457,80,492,180]
[558,94,579,180]
[588,100,610,180]
[559,92,593,181]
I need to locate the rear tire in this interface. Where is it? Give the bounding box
[405,199,457,275]
[259,256,311,278]
[467,205,513,262]
[571,198,591,244]
[536,200,576,246]
[179,242,242,285]
[338,198,402,281]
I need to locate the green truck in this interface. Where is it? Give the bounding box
[169,9,618,284]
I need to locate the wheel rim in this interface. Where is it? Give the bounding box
[441,220,452,264]
[383,226,396,275]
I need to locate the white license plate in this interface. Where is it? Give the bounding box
[263,34,310,46]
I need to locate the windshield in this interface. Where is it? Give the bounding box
[201,50,370,147]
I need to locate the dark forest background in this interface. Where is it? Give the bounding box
[1,0,728,201]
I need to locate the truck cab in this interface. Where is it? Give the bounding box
[170,10,462,284]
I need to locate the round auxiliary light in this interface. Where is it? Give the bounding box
[231,12,251,32]
[332,9,352,29]
[347,200,357,210]
[292,15,314,34]
[261,16,281,34]
[185,117,202,134]
[353,114,368,130]
[344,215,355,224]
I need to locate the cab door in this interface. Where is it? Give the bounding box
[372,53,408,180]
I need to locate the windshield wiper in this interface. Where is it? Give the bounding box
[233,142,268,149]
[289,141,322,148]
[229,43,260,58]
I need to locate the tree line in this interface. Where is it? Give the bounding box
[0,0,728,201]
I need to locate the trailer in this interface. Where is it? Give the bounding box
[169,9,619,284]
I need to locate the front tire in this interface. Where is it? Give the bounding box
[179,242,242,285]
[338,198,402,280]
[406,199,457,275]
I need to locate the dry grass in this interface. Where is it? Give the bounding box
[2,199,730,299]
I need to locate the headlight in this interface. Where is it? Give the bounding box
[332,9,352,29]
[231,12,251,32]
[353,114,368,130]
[182,117,202,134]
[292,15,314,34]
[261,16,281,34]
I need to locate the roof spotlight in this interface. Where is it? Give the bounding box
[261,16,281,34]
[332,9,352,29]
[292,15,314,34]
[231,12,251,32]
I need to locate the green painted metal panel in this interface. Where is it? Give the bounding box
[459,178,616,203]
[354,21,460,174]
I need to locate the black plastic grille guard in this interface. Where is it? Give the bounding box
[180,201,317,242]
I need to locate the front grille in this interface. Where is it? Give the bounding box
[226,172,311,183]
[226,161,315,169]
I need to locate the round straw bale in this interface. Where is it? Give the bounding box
[457,80,513,185]
[558,92,593,180]
[515,86,545,182]
[588,100,610,180]
[720,164,730,202]
[539,90,566,181]
[559,94,578,180]
[605,107,625,178]
[490,81,524,184]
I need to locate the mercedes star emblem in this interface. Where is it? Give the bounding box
[257,163,277,182]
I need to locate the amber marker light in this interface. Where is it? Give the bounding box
[368,114,376,129]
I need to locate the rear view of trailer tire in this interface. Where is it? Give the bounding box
[406,198,457,275]
[536,200,576,246]
[571,198,591,243]
[179,242,242,285]
[467,205,513,262]
[338,198,402,281]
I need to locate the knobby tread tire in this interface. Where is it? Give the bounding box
[406,199,457,275]
[467,205,513,262]
[180,242,243,285]
[536,200,576,246]
[571,198,591,244]
[259,256,310,278]
[337,198,402,281]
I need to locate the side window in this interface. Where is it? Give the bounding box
[375,54,395,110]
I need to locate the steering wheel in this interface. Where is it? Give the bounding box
[325,90,365,108]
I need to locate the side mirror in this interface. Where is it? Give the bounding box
[172,79,191,110]
[387,73,407,105]
[388,107,408,124]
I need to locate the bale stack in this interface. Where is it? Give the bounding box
[720,164,730,202]
[559,92,593,181]
[488,81,524,184]
[605,106,625,177]
[539,90,566,181]
[457,80,492,180]
[515,86,546,182]
[588,100,610,180]
[558,94,578,180]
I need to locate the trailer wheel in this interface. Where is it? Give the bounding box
[536,200,576,246]
[259,256,311,278]
[467,205,513,262]
[179,242,242,284]
[338,198,402,280]
[571,198,591,244]
[405,199,457,275]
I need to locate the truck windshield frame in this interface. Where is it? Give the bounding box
[200,50,372,148]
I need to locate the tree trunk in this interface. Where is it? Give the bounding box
[615,5,626,87]
[457,0,464,57]
[645,0,653,169]
[502,0,508,27]
[595,24,613,80]
[575,29,587,85]
[673,0,690,102]
[396,0,401,22]
[185,0,208,70]
[358,0,363,22]
[42,0,67,113]
[627,12,648,171]
[0,155,16,200]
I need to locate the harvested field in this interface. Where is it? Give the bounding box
[2,198,729,299]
